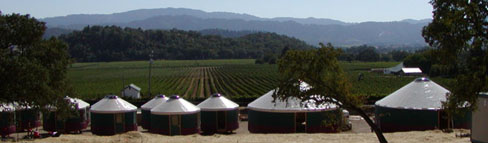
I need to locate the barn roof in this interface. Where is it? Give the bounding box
[197,93,239,111]
[141,94,168,110]
[90,95,137,113]
[402,68,422,74]
[151,95,200,115]
[124,83,141,91]
[375,77,450,110]
[248,82,338,113]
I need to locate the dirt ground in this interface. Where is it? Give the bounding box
[3,116,470,143]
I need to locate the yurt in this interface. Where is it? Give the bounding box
[15,104,41,131]
[471,92,488,143]
[140,94,168,130]
[197,93,239,133]
[247,88,342,133]
[43,96,90,133]
[90,95,138,135]
[150,95,200,135]
[0,103,15,138]
[375,77,470,132]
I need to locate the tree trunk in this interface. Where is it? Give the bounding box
[349,105,388,143]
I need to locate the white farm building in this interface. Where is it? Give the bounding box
[121,84,141,99]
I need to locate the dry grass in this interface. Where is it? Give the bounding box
[9,129,469,143]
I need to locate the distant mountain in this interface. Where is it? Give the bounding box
[41,8,431,46]
[122,15,426,46]
[400,19,432,24]
[271,17,350,26]
[42,8,261,28]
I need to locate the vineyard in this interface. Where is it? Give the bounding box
[68,59,278,100]
[68,59,453,101]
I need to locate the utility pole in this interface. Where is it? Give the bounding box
[148,50,154,97]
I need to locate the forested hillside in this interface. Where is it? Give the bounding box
[59,26,313,62]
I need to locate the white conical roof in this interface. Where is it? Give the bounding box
[90,95,137,113]
[197,93,239,111]
[248,89,338,113]
[65,96,90,109]
[0,103,15,112]
[14,102,33,110]
[141,94,168,110]
[375,77,450,110]
[151,95,200,115]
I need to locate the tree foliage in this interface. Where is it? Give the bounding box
[390,50,411,62]
[0,13,73,116]
[423,0,488,111]
[275,43,387,143]
[403,50,433,73]
[59,26,313,62]
[338,45,380,62]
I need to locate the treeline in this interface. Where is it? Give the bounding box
[338,45,414,62]
[58,26,313,62]
[335,44,456,77]
[199,29,257,38]
[403,49,458,77]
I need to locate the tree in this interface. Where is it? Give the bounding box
[339,45,380,62]
[422,0,488,112]
[403,51,432,73]
[390,50,410,61]
[59,26,314,62]
[0,13,73,116]
[356,46,380,62]
[275,43,388,143]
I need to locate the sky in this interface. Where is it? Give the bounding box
[0,0,433,23]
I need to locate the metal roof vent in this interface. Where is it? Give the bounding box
[415,77,430,82]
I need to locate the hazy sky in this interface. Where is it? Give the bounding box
[0,0,433,23]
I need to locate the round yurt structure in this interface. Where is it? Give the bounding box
[90,95,137,135]
[0,103,16,138]
[43,96,90,133]
[247,89,342,133]
[471,93,488,143]
[150,95,200,135]
[140,94,168,130]
[197,93,239,133]
[375,77,470,132]
[15,104,41,131]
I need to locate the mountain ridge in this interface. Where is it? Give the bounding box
[41,8,431,46]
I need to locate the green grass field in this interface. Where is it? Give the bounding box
[68,59,454,101]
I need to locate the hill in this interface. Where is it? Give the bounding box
[59,26,313,62]
[42,8,431,46]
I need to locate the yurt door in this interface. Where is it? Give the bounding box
[296,113,306,132]
[170,115,180,135]
[115,113,125,133]
[217,111,226,130]
[438,111,448,129]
